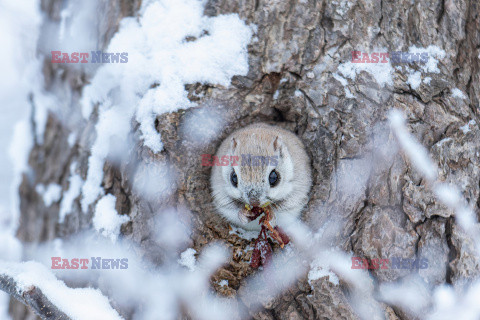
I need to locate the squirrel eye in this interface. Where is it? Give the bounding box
[230,170,238,187]
[269,170,279,187]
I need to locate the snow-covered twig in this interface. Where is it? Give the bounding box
[0,261,122,320]
[0,273,71,320]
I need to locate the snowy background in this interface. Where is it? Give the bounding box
[0,0,41,317]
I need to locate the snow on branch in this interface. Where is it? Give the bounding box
[0,261,122,320]
[0,273,70,320]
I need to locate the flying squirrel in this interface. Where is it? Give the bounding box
[211,123,312,231]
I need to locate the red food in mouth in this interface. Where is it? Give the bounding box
[244,206,263,221]
[246,206,291,269]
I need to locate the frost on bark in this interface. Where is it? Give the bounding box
[11,0,480,319]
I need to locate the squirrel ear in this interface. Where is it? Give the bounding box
[273,136,284,155]
[231,137,237,151]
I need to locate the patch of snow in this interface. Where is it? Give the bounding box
[81,0,252,144]
[229,225,260,240]
[93,194,129,243]
[80,0,253,209]
[7,120,33,233]
[81,108,130,211]
[451,88,467,100]
[0,261,122,320]
[58,2,72,41]
[178,248,197,272]
[0,216,22,261]
[308,257,339,286]
[50,1,100,62]
[273,90,279,99]
[67,132,76,147]
[36,183,62,207]
[407,71,422,90]
[218,279,228,287]
[408,45,446,73]
[0,0,41,216]
[334,0,352,16]
[332,72,354,98]
[59,171,83,223]
[32,93,58,144]
[332,72,348,86]
[337,58,393,87]
[7,120,32,175]
[402,46,445,92]
[459,120,476,134]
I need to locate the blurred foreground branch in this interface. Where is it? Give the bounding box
[0,273,71,320]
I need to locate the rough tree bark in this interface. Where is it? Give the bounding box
[10,0,480,319]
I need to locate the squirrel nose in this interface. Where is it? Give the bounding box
[247,190,260,206]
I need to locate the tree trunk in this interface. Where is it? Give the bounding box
[11,0,480,319]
